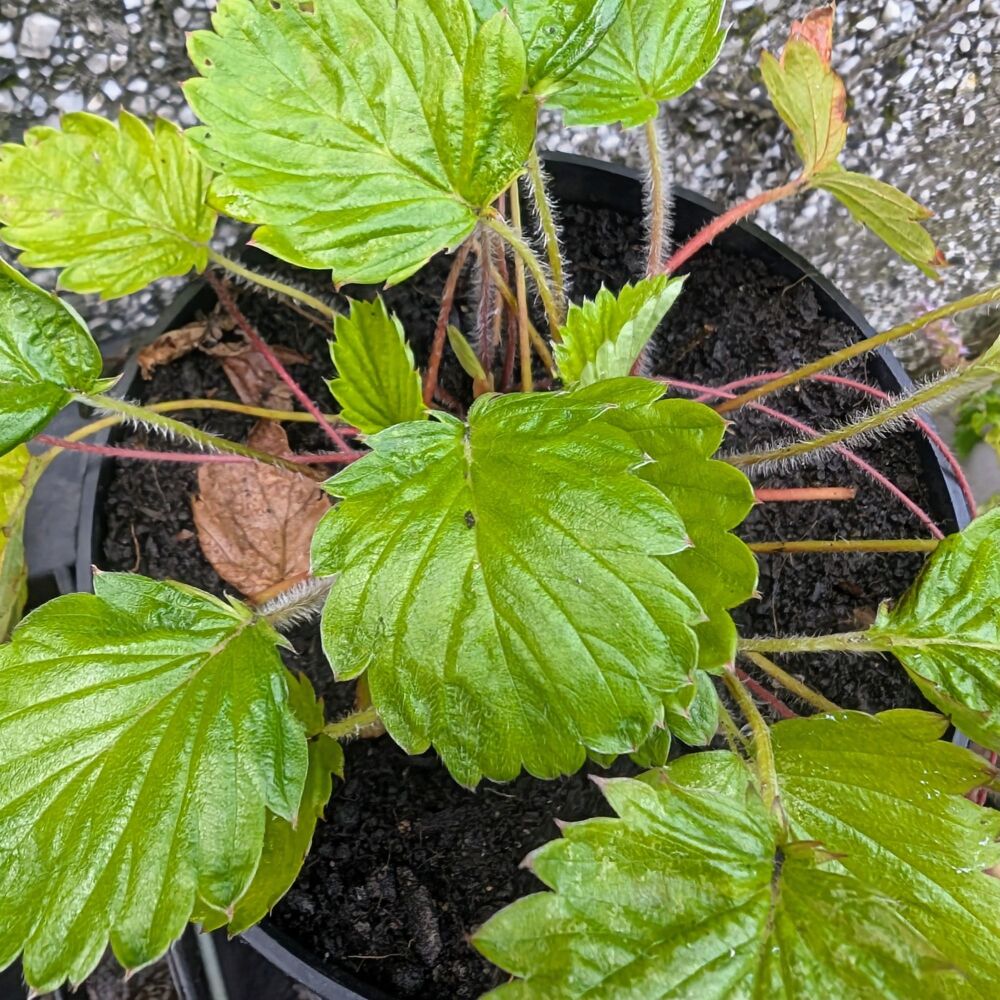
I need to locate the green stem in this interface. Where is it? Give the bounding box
[749,538,940,554]
[526,148,567,319]
[742,651,842,715]
[718,283,1000,414]
[739,632,877,655]
[728,370,960,469]
[73,392,310,476]
[508,182,535,393]
[208,249,338,322]
[324,704,382,741]
[643,118,666,276]
[484,208,563,339]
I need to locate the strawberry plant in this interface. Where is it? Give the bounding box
[1,1,1000,996]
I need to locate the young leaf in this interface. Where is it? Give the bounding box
[813,166,948,280]
[470,0,624,94]
[329,298,426,434]
[869,509,1000,753]
[312,378,704,786]
[551,0,726,127]
[185,0,536,285]
[0,113,216,299]
[0,574,309,991]
[0,259,104,453]
[554,275,685,386]
[475,740,963,997]
[447,324,489,385]
[0,445,35,641]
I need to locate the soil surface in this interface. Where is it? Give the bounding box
[99,200,948,999]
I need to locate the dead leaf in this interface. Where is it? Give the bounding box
[137,322,210,379]
[204,340,311,410]
[192,421,330,603]
[787,5,834,64]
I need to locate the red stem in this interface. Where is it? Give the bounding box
[206,271,353,452]
[424,242,472,407]
[664,179,805,275]
[755,487,856,503]
[735,667,797,719]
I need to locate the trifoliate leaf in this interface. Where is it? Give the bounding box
[0,574,309,992]
[0,259,104,454]
[869,509,1000,754]
[186,0,536,285]
[814,165,947,279]
[312,378,704,786]
[773,709,1000,997]
[475,739,962,998]
[0,446,35,641]
[0,113,216,299]
[554,276,685,386]
[552,0,726,127]
[329,298,426,435]
[197,672,342,936]
[470,0,624,94]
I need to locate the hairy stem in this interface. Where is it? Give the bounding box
[208,249,338,321]
[717,283,1000,414]
[742,651,842,715]
[488,260,555,375]
[509,182,534,393]
[755,487,856,503]
[664,178,806,275]
[526,147,567,318]
[324,704,383,741]
[749,538,939,554]
[723,669,784,820]
[739,632,877,655]
[643,118,670,275]
[424,241,473,407]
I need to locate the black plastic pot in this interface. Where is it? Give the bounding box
[68,153,971,1000]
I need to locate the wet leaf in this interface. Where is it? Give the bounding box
[193,422,330,602]
[0,445,35,641]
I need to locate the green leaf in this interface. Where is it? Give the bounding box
[554,276,685,386]
[0,258,103,454]
[447,324,489,385]
[552,0,726,127]
[185,0,536,285]
[197,672,342,936]
[0,113,216,299]
[664,668,720,746]
[475,734,965,998]
[869,509,1000,754]
[954,384,1000,459]
[814,166,947,279]
[0,446,35,641]
[470,0,624,94]
[312,378,705,786]
[329,297,426,434]
[0,574,309,992]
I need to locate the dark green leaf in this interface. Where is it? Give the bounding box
[552,0,726,127]
[329,297,426,434]
[0,113,216,298]
[186,0,536,285]
[0,258,103,453]
[0,574,309,991]
[0,446,35,640]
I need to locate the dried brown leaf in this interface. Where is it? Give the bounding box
[204,339,310,410]
[137,322,209,379]
[192,421,329,602]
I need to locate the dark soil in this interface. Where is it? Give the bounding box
[98,196,947,999]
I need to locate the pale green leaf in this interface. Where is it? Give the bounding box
[0,259,103,454]
[329,297,426,434]
[475,729,967,998]
[0,574,309,992]
[312,378,705,786]
[554,276,685,386]
[0,446,35,641]
[814,165,946,279]
[0,113,216,299]
[664,668,720,746]
[185,0,536,285]
[870,509,1000,754]
[552,0,726,127]
[470,0,624,94]
[447,324,489,384]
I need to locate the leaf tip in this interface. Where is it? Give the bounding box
[787,5,836,65]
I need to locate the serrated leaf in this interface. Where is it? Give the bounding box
[328,298,426,434]
[0,574,309,992]
[665,668,720,746]
[197,672,342,936]
[869,509,1000,754]
[475,732,965,998]
[0,446,36,641]
[0,113,216,299]
[814,165,946,279]
[0,259,104,454]
[312,378,706,786]
[470,0,624,94]
[185,0,536,285]
[554,276,685,386]
[552,0,726,127]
